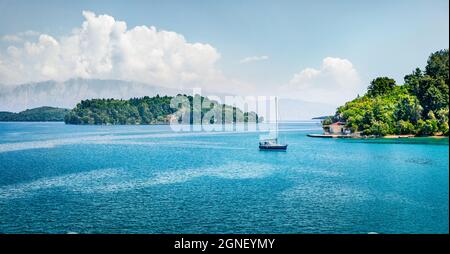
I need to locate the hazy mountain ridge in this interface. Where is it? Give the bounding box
[0,79,182,113]
[0,78,337,120]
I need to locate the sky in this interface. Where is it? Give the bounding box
[0,0,448,110]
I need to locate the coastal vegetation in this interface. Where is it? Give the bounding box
[64,95,261,125]
[0,106,69,122]
[324,49,449,136]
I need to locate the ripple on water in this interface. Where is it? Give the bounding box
[0,162,274,199]
[0,134,244,153]
[84,162,274,193]
[0,168,122,199]
[404,158,433,165]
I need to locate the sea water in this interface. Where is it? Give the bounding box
[0,122,448,233]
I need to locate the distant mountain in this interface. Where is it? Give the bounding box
[0,106,70,122]
[0,78,338,120]
[0,79,183,113]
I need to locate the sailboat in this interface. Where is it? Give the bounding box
[259,97,288,150]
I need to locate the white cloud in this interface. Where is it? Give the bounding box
[1,35,22,42]
[239,55,269,64]
[0,11,251,93]
[1,30,40,43]
[280,57,364,105]
[18,30,40,37]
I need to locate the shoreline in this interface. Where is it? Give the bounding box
[307,133,449,139]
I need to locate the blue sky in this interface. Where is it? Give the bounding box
[0,0,448,108]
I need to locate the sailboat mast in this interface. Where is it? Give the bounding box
[275,96,278,141]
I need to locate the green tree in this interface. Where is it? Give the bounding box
[414,77,449,115]
[322,117,333,125]
[394,95,422,123]
[425,49,449,82]
[396,120,416,135]
[404,68,423,93]
[406,50,449,118]
[367,77,396,97]
[436,107,449,135]
[366,120,390,136]
[417,119,438,136]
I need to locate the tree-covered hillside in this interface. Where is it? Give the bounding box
[64,95,262,125]
[0,106,70,121]
[325,49,449,136]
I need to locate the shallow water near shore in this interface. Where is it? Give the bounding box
[0,122,448,233]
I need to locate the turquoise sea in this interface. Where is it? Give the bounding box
[0,122,448,234]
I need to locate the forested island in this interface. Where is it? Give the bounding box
[0,106,69,122]
[323,49,449,137]
[64,95,262,125]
